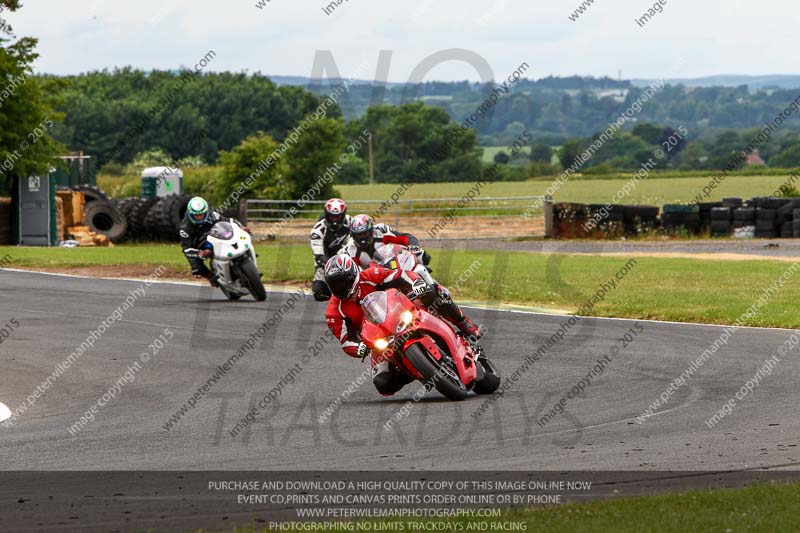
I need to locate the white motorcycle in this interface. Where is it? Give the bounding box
[372,242,436,285]
[187,221,267,301]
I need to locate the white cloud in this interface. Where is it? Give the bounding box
[3,0,797,81]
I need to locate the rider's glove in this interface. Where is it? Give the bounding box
[199,249,212,259]
[407,244,425,259]
[410,278,430,299]
[356,342,370,360]
[315,254,327,268]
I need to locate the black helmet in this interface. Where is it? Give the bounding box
[324,198,347,231]
[324,255,360,299]
[349,214,375,251]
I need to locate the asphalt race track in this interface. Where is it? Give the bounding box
[2,268,798,473]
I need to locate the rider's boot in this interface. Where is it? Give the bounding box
[372,359,413,396]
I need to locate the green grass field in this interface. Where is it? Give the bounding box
[4,244,800,328]
[480,145,531,163]
[98,168,796,207]
[338,174,792,205]
[215,482,800,533]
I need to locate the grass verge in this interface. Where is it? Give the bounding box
[2,244,799,328]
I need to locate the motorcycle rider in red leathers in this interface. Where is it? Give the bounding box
[323,255,481,395]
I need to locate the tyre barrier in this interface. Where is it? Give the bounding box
[554,195,800,239]
[83,194,192,243]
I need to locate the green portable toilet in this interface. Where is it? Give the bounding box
[141,166,183,199]
[11,174,57,246]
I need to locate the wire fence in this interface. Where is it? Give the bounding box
[244,196,553,240]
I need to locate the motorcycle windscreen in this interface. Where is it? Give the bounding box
[373,243,398,268]
[209,221,235,240]
[362,291,389,324]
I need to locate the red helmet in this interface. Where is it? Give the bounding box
[324,255,360,299]
[324,198,347,230]
[349,214,375,250]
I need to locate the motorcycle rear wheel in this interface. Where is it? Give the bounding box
[404,343,467,401]
[238,257,267,301]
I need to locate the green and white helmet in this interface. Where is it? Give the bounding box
[187,196,210,225]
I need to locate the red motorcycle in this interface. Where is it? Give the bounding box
[360,288,501,400]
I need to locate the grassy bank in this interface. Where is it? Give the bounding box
[3,244,799,328]
[379,481,800,533]
[98,169,797,207]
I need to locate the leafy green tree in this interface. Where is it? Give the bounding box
[631,124,664,145]
[529,144,553,163]
[216,132,290,203]
[0,2,65,194]
[674,141,709,170]
[336,154,368,184]
[346,101,483,183]
[768,145,800,168]
[493,150,510,164]
[124,148,173,175]
[283,117,344,198]
[558,139,586,170]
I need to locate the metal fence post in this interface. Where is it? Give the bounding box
[240,199,249,226]
[544,195,554,238]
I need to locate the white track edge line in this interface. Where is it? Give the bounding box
[4,267,797,333]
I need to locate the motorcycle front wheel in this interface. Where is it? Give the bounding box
[404,342,467,401]
[473,355,501,394]
[238,257,267,301]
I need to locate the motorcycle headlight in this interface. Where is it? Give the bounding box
[400,310,413,327]
[374,338,390,351]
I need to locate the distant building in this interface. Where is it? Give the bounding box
[746,149,765,166]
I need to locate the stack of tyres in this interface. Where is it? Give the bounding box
[143,194,191,241]
[755,208,778,238]
[661,204,700,233]
[698,202,722,230]
[586,204,624,236]
[553,203,589,238]
[722,197,743,209]
[710,207,732,236]
[793,209,800,238]
[732,207,756,229]
[623,205,659,234]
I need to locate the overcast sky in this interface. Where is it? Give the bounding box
[5,0,795,82]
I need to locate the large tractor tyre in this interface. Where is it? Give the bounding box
[84,201,128,242]
[403,342,468,401]
[73,185,109,204]
[143,198,170,239]
[135,197,161,238]
[168,195,191,232]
